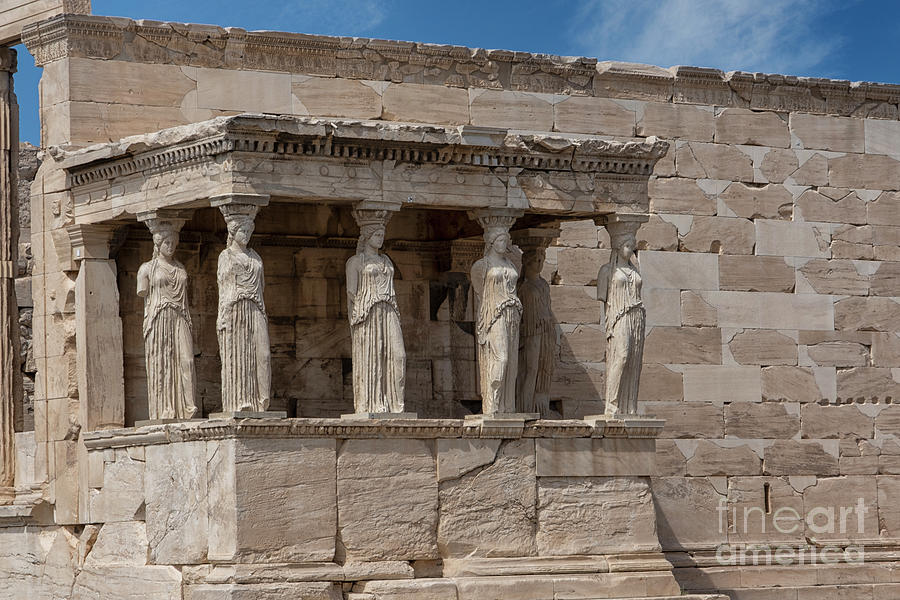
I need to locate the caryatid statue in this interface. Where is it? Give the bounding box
[513,229,559,417]
[137,213,198,420]
[217,203,271,413]
[345,206,406,414]
[470,209,523,415]
[596,217,646,415]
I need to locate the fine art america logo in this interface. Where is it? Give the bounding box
[715,498,867,566]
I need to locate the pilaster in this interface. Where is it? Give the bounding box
[0,48,18,503]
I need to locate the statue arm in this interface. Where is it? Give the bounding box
[136,262,150,298]
[596,262,611,304]
[470,260,486,314]
[346,256,360,312]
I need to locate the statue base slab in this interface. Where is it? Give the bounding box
[135,418,205,427]
[341,412,419,420]
[208,411,288,419]
[465,412,541,421]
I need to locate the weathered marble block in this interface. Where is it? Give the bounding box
[438,438,537,558]
[207,438,336,563]
[535,437,655,477]
[337,438,439,561]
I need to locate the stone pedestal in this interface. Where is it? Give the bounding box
[0,49,18,502]
[78,416,700,600]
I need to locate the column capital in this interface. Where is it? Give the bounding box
[511,227,560,250]
[66,223,116,261]
[209,193,270,208]
[0,48,16,74]
[351,200,401,229]
[593,212,649,227]
[468,207,524,231]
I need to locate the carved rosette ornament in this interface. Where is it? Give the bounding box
[137,211,198,421]
[596,215,648,415]
[469,208,524,415]
[512,229,560,417]
[215,202,271,413]
[346,203,407,414]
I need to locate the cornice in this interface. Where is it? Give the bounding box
[22,14,900,119]
[61,115,670,190]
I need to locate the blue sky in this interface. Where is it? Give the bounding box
[12,0,900,144]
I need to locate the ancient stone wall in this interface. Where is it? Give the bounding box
[13,14,900,598]
[16,141,37,431]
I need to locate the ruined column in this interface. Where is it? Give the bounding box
[67,224,125,431]
[0,48,19,502]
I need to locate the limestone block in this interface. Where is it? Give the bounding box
[762,366,824,402]
[726,402,799,438]
[677,142,754,182]
[876,476,900,537]
[292,77,382,119]
[535,438,655,477]
[806,341,868,367]
[208,438,336,563]
[649,177,716,215]
[644,402,724,438]
[66,101,189,145]
[682,365,761,403]
[639,250,718,290]
[832,240,875,260]
[725,477,804,544]
[536,476,659,555]
[700,291,833,330]
[84,521,149,567]
[837,367,900,402]
[864,118,900,156]
[685,441,762,476]
[557,220,598,248]
[643,326,722,364]
[755,219,830,258]
[88,452,144,523]
[68,58,195,107]
[382,83,469,125]
[790,113,865,153]
[437,439,501,483]
[872,333,900,367]
[829,154,900,190]
[719,183,793,219]
[796,188,867,224]
[556,248,609,285]
[554,96,635,136]
[719,255,794,293]
[72,566,181,600]
[801,476,878,540]
[637,102,714,141]
[715,108,789,147]
[871,262,900,297]
[799,259,869,295]
[186,582,342,600]
[764,440,839,476]
[636,214,678,251]
[869,192,900,226]
[800,404,873,439]
[338,439,438,561]
[759,148,800,183]
[469,90,553,130]
[353,578,457,600]
[729,330,797,366]
[655,440,686,476]
[548,285,598,324]
[644,287,682,327]
[551,362,604,403]
[834,297,900,332]
[438,438,537,557]
[145,441,207,565]
[653,477,726,549]
[681,291,718,326]
[195,68,292,113]
[637,363,684,402]
[559,325,605,363]
[681,216,756,254]
[793,152,830,186]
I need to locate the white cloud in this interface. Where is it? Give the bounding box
[277,0,388,36]
[571,0,847,76]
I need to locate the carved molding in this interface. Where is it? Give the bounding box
[22,14,900,116]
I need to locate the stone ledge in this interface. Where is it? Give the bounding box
[81,416,666,449]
